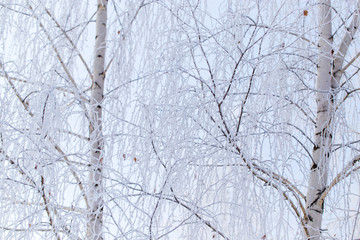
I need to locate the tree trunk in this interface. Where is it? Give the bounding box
[87,1,107,239]
[305,1,333,239]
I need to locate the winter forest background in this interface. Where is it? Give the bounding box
[1,0,360,239]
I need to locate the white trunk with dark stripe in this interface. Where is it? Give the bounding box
[305,1,333,239]
[87,1,107,239]
[305,1,360,238]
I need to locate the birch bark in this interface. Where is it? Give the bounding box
[305,1,333,239]
[305,1,360,239]
[87,1,107,239]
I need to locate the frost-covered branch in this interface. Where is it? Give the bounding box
[45,8,94,82]
[2,60,90,212]
[320,155,360,202]
[332,1,360,87]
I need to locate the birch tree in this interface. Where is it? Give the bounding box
[87,1,107,239]
[1,1,360,240]
[305,0,360,238]
[134,1,360,239]
[0,0,133,239]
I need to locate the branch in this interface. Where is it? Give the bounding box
[236,67,255,135]
[320,155,360,202]
[149,171,171,240]
[27,3,90,120]
[150,139,230,240]
[40,176,61,240]
[51,139,90,210]
[171,189,230,240]
[59,130,90,141]
[255,174,309,238]
[332,3,360,87]
[0,73,90,102]
[45,8,93,82]
[2,61,90,210]
[0,62,33,116]
[338,51,360,75]
[336,87,360,110]
[37,19,79,92]
[0,227,65,232]
[247,23,316,46]
[8,199,86,214]
[233,145,308,228]
[105,0,150,72]
[332,139,360,152]
[0,151,36,187]
[1,146,61,239]
[214,81,307,204]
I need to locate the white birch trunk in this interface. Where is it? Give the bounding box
[305,1,333,239]
[305,1,360,238]
[87,1,107,239]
